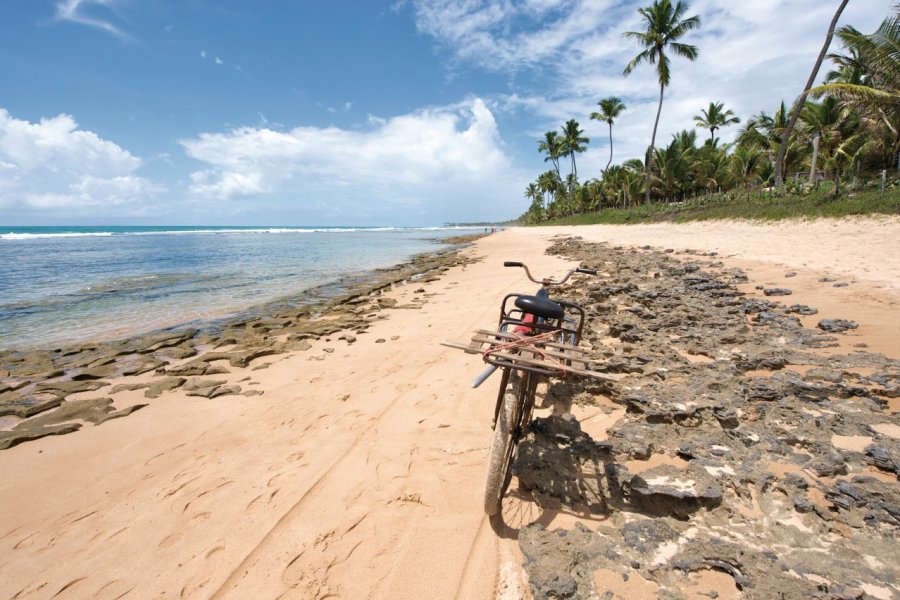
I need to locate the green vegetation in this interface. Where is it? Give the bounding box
[538,185,900,226]
[521,1,900,226]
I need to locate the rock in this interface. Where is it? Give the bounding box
[0,423,82,450]
[819,277,836,283]
[110,382,149,394]
[763,288,792,296]
[162,362,214,377]
[13,397,115,427]
[787,304,818,316]
[833,282,849,288]
[72,364,119,380]
[121,358,167,376]
[183,379,227,392]
[865,446,898,474]
[0,395,64,418]
[817,319,859,333]
[35,380,109,397]
[519,523,605,600]
[143,377,186,398]
[227,347,282,368]
[625,465,723,518]
[209,385,242,399]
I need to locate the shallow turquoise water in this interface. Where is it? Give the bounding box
[0,226,478,349]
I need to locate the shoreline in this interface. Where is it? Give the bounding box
[0,234,484,441]
[1,220,898,599]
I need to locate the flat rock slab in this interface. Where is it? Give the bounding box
[35,380,109,397]
[0,423,82,450]
[0,395,64,418]
[144,377,186,399]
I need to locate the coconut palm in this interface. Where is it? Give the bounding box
[624,0,701,203]
[694,101,741,145]
[538,131,564,179]
[813,15,900,169]
[561,119,589,179]
[591,97,627,170]
[774,0,850,185]
[524,181,542,210]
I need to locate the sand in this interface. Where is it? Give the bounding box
[0,217,898,599]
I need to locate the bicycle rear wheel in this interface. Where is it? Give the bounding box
[483,370,528,515]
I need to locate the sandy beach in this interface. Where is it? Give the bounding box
[1,218,899,599]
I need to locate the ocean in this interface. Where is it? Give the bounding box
[0,226,480,350]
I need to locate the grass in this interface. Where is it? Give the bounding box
[538,184,900,226]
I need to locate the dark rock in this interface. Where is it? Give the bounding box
[519,523,605,600]
[785,272,797,278]
[865,446,898,474]
[818,319,858,333]
[626,465,723,518]
[621,519,679,553]
[763,288,792,296]
[787,304,818,316]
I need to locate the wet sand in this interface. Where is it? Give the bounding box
[0,218,898,599]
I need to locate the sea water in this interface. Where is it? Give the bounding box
[0,226,480,350]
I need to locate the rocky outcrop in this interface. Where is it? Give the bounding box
[512,239,900,599]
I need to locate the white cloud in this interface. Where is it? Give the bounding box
[408,0,893,174]
[180,98,529,223]
[0,109,160,215]
[54,0,130,39]
[214,56,223,65]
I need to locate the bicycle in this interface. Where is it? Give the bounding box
[443,261,621,516]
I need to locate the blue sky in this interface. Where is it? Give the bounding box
[0,0,892,226]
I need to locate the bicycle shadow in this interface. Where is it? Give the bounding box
[488,386,720,538]
[489,412,620,539]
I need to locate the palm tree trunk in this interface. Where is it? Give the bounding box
[606,123,614,171]
[774,0,849,186]
[647,82,665,204]
[809,133,820,186]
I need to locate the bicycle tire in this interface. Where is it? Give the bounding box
[483,370,527,515]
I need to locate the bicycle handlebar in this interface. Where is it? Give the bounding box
[504,261,596,285]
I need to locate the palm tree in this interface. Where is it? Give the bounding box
[538,131,563,179]
[694,101,741,144]
[561,119,589,179]
[524,181,542,209]
[537,170,561,209]
[774,0,850,185]
[813,15,900,170]
[591,97,627,171]
[623,0,701,204]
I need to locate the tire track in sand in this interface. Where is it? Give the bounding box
[209,282,502,599]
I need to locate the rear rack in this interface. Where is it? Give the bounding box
[441,329,623,382]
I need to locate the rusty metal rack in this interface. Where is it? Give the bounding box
[441,329,623,382]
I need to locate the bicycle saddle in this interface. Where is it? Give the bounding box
[514,295,565,321]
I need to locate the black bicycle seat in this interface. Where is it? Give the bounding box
[514,295,565,321]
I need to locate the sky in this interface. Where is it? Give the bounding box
[0,0,893,226]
